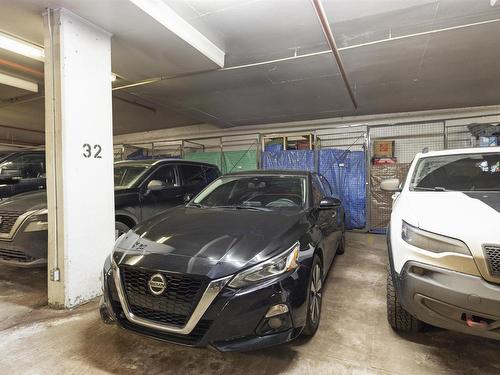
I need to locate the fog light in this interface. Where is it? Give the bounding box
[268,317,283,329]
[265,304,289,318]
[256,305,293,336]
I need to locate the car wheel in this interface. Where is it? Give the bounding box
[115,221,130,239]
[336,221,346,255]
[387,268,423,333]
[302,255,323,336]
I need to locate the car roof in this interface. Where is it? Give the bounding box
[225,169,312,177]
[114,158,219,168]
[415,146,500,159]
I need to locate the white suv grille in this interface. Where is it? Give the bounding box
[484,245,500,276]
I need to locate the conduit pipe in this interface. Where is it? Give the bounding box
[310,0,358,109]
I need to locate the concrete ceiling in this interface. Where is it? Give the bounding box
[1,0,500,145]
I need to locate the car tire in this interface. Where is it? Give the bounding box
[336,221,346,255]
[302,255,323,337]
[387,268,423,333]
[115,221,130,239]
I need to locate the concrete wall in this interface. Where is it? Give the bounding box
[113,105,500,147]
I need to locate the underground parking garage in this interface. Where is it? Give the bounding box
[0,0,500,373]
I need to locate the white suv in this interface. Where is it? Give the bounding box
[382,147,500,339]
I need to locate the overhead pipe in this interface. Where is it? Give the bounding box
[310,0,358,109]
[0,58,44,79]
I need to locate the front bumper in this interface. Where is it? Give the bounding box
[100,264,310,351]
[395,261,500,340]
[0,230,47,267]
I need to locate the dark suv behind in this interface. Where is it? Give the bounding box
[0,151,46,199]
[0,159,220,266]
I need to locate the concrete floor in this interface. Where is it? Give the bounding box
[1,233,500,375]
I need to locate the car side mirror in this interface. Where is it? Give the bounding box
[319,197,341,210]
[147,180,167,192]
[380,178,401,192]
[183,193,193,203]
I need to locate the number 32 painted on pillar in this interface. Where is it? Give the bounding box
[83,143,102,159]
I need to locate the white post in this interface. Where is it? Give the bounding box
[44,8,115,308]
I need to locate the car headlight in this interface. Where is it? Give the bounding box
[401,221,471,256]
[228,242,300,288]
[23,208,48,232]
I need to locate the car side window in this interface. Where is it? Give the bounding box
[179,164,205,187]
[203,166,220,183]
[319,175,333,197]
[311,176,323,207]
[148,165,177,187]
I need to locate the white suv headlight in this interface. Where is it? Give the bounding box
[402,221,471,256]
[23,208,48,232]
[228,242,300,288]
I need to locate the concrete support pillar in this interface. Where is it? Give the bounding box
[43,8,115,308]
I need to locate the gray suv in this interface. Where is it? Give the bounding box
[0,159,220,266]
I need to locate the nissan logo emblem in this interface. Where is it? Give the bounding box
[148,273,167,295]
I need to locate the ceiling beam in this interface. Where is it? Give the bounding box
[0,31,44,61]
[0,71,38,92]
[0,91,44,108]
[128,0,225,67]
[0,123,44,134]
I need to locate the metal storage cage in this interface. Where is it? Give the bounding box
[367,122,445,233]
[221,135,260,174]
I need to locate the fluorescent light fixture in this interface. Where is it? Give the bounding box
[0,72,38,92]
[0,32,44,61]
[129,0,225,67]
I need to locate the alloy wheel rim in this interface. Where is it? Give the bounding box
[115,229,124,239]
[310,264,322,325]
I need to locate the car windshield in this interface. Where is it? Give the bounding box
[0,153,45,179]
[114,165,149,188]
[191,175,307,210]
[410,152,500,192]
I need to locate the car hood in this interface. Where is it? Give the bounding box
[113,206,310,278]
[0,188,134,213]
[399,191,500,250]
[0,190,47,212]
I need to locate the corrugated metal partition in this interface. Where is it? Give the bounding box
[368,122,445,233]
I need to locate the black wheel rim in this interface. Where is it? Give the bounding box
[310,264,322,325]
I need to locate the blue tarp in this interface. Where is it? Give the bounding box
[319,149,366,229]
[264,143,283,152]
[262,149,366,230]
[261,150,315,172]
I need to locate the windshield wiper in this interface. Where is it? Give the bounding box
[414,186,449,192]
[214,205,271,211]
[187,203,205,208]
